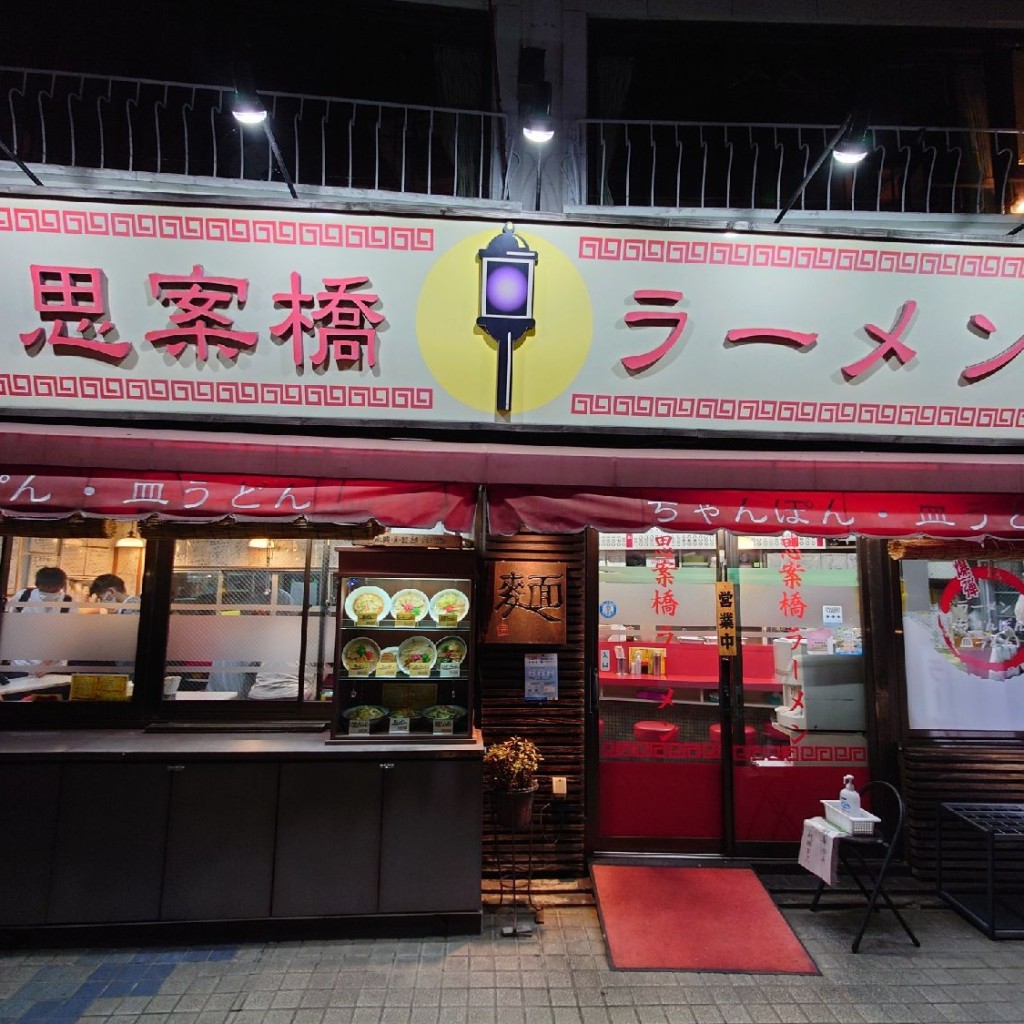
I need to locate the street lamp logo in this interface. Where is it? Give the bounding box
[476,222,538,412]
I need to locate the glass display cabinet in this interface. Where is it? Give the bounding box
[332,549,476,741]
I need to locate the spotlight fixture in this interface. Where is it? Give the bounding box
[522,111,554,144]
[231,91,268,126]
[519,48,555,144]
[775,112,870,224]
[228,72,298,199]
[833,127,870,165]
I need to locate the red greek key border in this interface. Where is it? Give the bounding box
[0,207,434,252]
[578,235,1024,278]
[570,393,1024,430]
[0,375,433,410]
[601,740,868,764]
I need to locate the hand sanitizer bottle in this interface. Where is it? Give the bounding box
[839,774,861,814]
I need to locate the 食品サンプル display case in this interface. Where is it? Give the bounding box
[332,549,476,741]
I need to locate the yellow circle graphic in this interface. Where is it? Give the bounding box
[416,229,593,414]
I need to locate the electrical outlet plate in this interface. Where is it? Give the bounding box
[552,775,567,797]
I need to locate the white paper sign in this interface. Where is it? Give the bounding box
[822,605,843,626]
[524,653,558,702]
[798,816,842,886]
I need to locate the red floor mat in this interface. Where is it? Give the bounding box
[592,864,818,974]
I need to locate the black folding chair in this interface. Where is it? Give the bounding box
[809,780,921,952]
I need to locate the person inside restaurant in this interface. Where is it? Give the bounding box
[88,573,141,612]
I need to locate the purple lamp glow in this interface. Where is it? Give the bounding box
[486,264,529,313]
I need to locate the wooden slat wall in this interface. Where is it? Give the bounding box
[478,533,587,878]
[901,743,1024,883]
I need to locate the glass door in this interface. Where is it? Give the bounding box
[594,530,868,854]
[730,535,867,852]
[595,531,724,851]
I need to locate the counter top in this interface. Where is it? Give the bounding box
[0,728,484,760]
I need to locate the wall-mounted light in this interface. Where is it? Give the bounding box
[248,537,275,550]
[116,523,145,548]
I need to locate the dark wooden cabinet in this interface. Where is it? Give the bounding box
[0,763,59,926]
[161,762,278,921]
[49,762,170,923]
[0,735,482,938]
[380,759,482,913]
[273,762,383,917]
[273,758,482,918]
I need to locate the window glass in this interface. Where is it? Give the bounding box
[165,538,336,704]
[902,556,1024,732]
[0,534,143,703]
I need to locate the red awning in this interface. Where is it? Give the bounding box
[486,485,1024,539]
[3,422,1024,538]
[0,466,475,532]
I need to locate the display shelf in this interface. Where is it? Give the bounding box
[332,550,476,742]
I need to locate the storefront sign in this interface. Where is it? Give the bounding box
[484,560,567,645]
[715,582,737,656]
[4,197,1024,443]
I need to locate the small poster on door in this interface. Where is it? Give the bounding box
[524,653,558,702]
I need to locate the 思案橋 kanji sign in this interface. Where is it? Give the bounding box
[4,197,1024,443]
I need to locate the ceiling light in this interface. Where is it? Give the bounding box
[116,524,145,548]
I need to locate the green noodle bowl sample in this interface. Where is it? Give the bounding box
[422,704,466,722]
[343,704,388,722]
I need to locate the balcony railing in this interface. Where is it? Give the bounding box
[573,119,1024,217]
[0,66,510,201]
[4,66,1024,222]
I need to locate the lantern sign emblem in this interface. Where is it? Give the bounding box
[476,222,539,412]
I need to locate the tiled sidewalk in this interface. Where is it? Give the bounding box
[1,902,1022,1024]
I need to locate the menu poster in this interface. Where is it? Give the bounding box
[524,653,558,702]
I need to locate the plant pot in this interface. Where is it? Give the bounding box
[491,784,538,830]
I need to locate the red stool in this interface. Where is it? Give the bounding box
[634,720,680,742]
[709,723,758,744]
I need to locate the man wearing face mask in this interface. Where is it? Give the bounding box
[15,566,73,613]
[2,566,73,685]
[88,573,141,613]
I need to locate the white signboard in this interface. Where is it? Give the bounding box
[2,197,1023,442]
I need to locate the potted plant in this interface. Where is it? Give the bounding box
[484,735,543,830]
